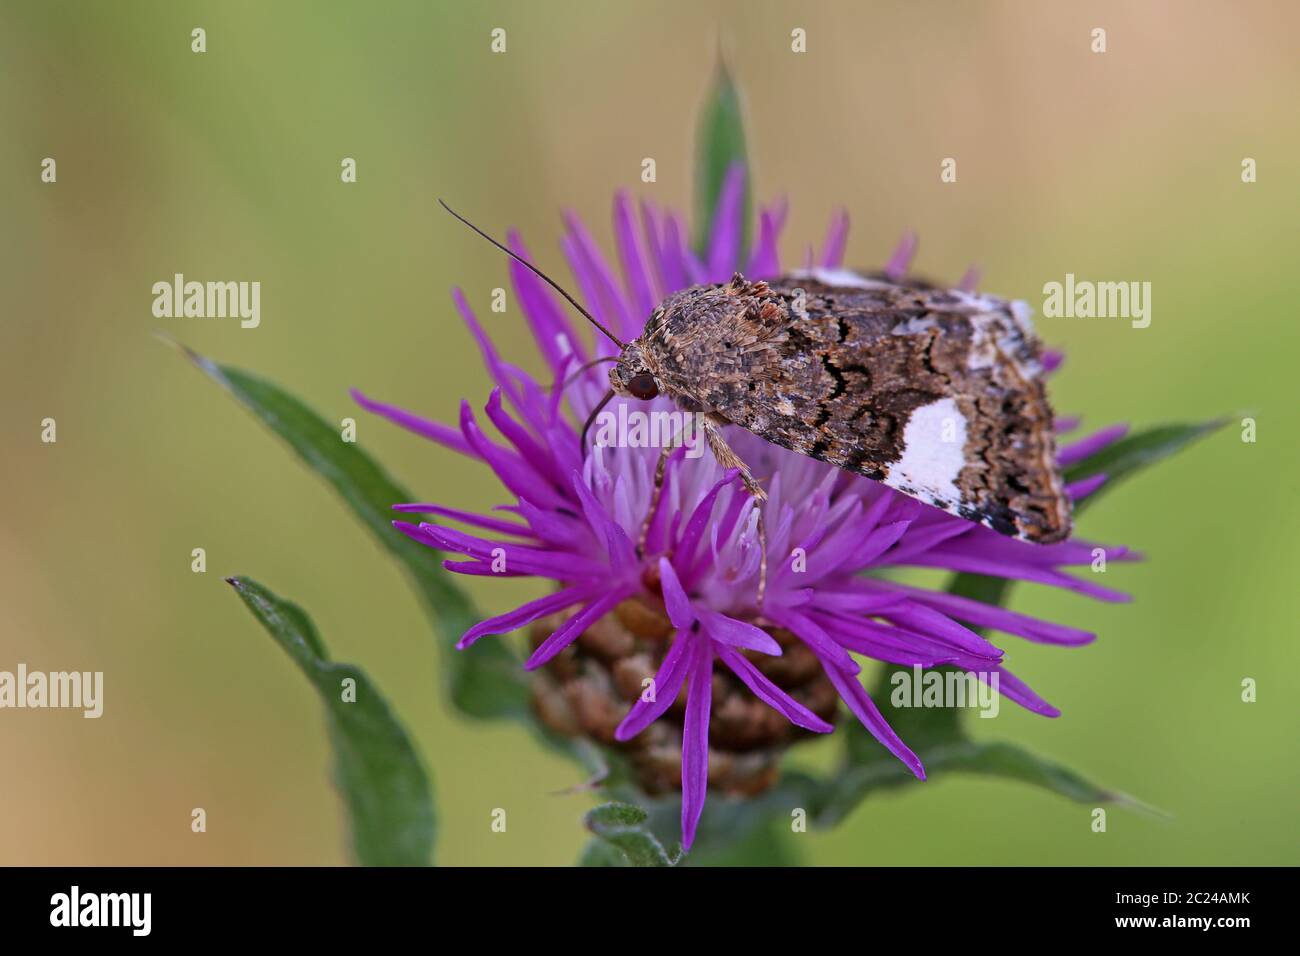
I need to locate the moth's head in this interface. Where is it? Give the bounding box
[609,342,660,401]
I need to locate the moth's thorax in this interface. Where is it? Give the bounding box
[649,278,775,346]
[611,284,755,399]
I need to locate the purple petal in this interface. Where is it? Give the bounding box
[681,638,713,851]
[806,588,909,615]
[882,517,974,564]
[563,212,634,343]
[879,603,1005,660]
[458,585,593,648]
[1066,473,1108,500]
[509,497,587,549]
[699,609,781,656]
[459,401,562,508]
[657,557,695,630]
[414,521,606,579]
[391,502,530,537]
[1058,424,1129,467]
[904,551,1132,602]
[484,388,565,489]
[613,191,657,321]
[812,610,990,668]
[716,646,832,733]
[451,288,527,412]
[820,208,849,268]
[638,200,671,301]
[641,447,687,556]
[440,558,523,578]
[883,231,918,281]
[676,471,737,573]
[765,607,860,674]
[706,163,746,279]
[841,519,913,570]
[980,665,1060,717]
[506,231,586,369]
[351,389,472,457]
[570,474,638,570]
[525,590,630,670]
[817,653,926,780]
[747,207,781,277]
[614,627,694,741]
[659,212,693,292]
[872,582,1095,646]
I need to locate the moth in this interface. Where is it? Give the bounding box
[440,201,1071,546]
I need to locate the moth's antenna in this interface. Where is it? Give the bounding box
[580,389,616,460]
[556,355,619,393]
[438,199,625,349]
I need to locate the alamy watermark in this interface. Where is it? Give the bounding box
[1042,273,1151,329]
[890,665,1000,718]
[50,886,150,936]
[152,273,260,328]
[0,664,103,718]
[591,405,707,458]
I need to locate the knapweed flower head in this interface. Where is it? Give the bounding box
[354,170,1135,851]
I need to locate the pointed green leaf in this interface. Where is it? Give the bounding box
[823,654,1160,825]
[584,802,678,867]
[930,740,1162,816]
[818,730,1159,827]
[227,576,435,866]
[172,340,526,720]
[1065,418,1230,514]
[693,61,750,266]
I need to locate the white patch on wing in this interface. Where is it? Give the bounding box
[789,267,891,290]
[886,398,967,505]
[891,314,936,335]
[1009,299,1037,336]
[964,300,1043,379]
[949,289,1006,313]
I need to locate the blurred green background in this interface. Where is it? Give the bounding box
[2,0,1296,866]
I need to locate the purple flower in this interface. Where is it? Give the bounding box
[354,171,1135,851]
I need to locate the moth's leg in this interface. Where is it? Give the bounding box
[701,418,768,608]
[637,440,677,559]
[701,419,766,500]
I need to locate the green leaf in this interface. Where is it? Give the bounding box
[928,740,1162,817]
[1064,418,1230,514]
[693,60,750,266]
[575,838,629,867]
[599,767,822,864]
[583,802,679,867]
[819,721,1161,827]
[826,640,1163,823]
[683,815,803,867]
[171,339,527,720]
[227,576,436,865]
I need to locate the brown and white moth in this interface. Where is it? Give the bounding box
[440,202,1072,546]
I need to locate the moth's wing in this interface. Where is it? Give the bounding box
[651,273,1071,544]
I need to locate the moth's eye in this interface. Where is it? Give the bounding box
[627,373,659,400]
